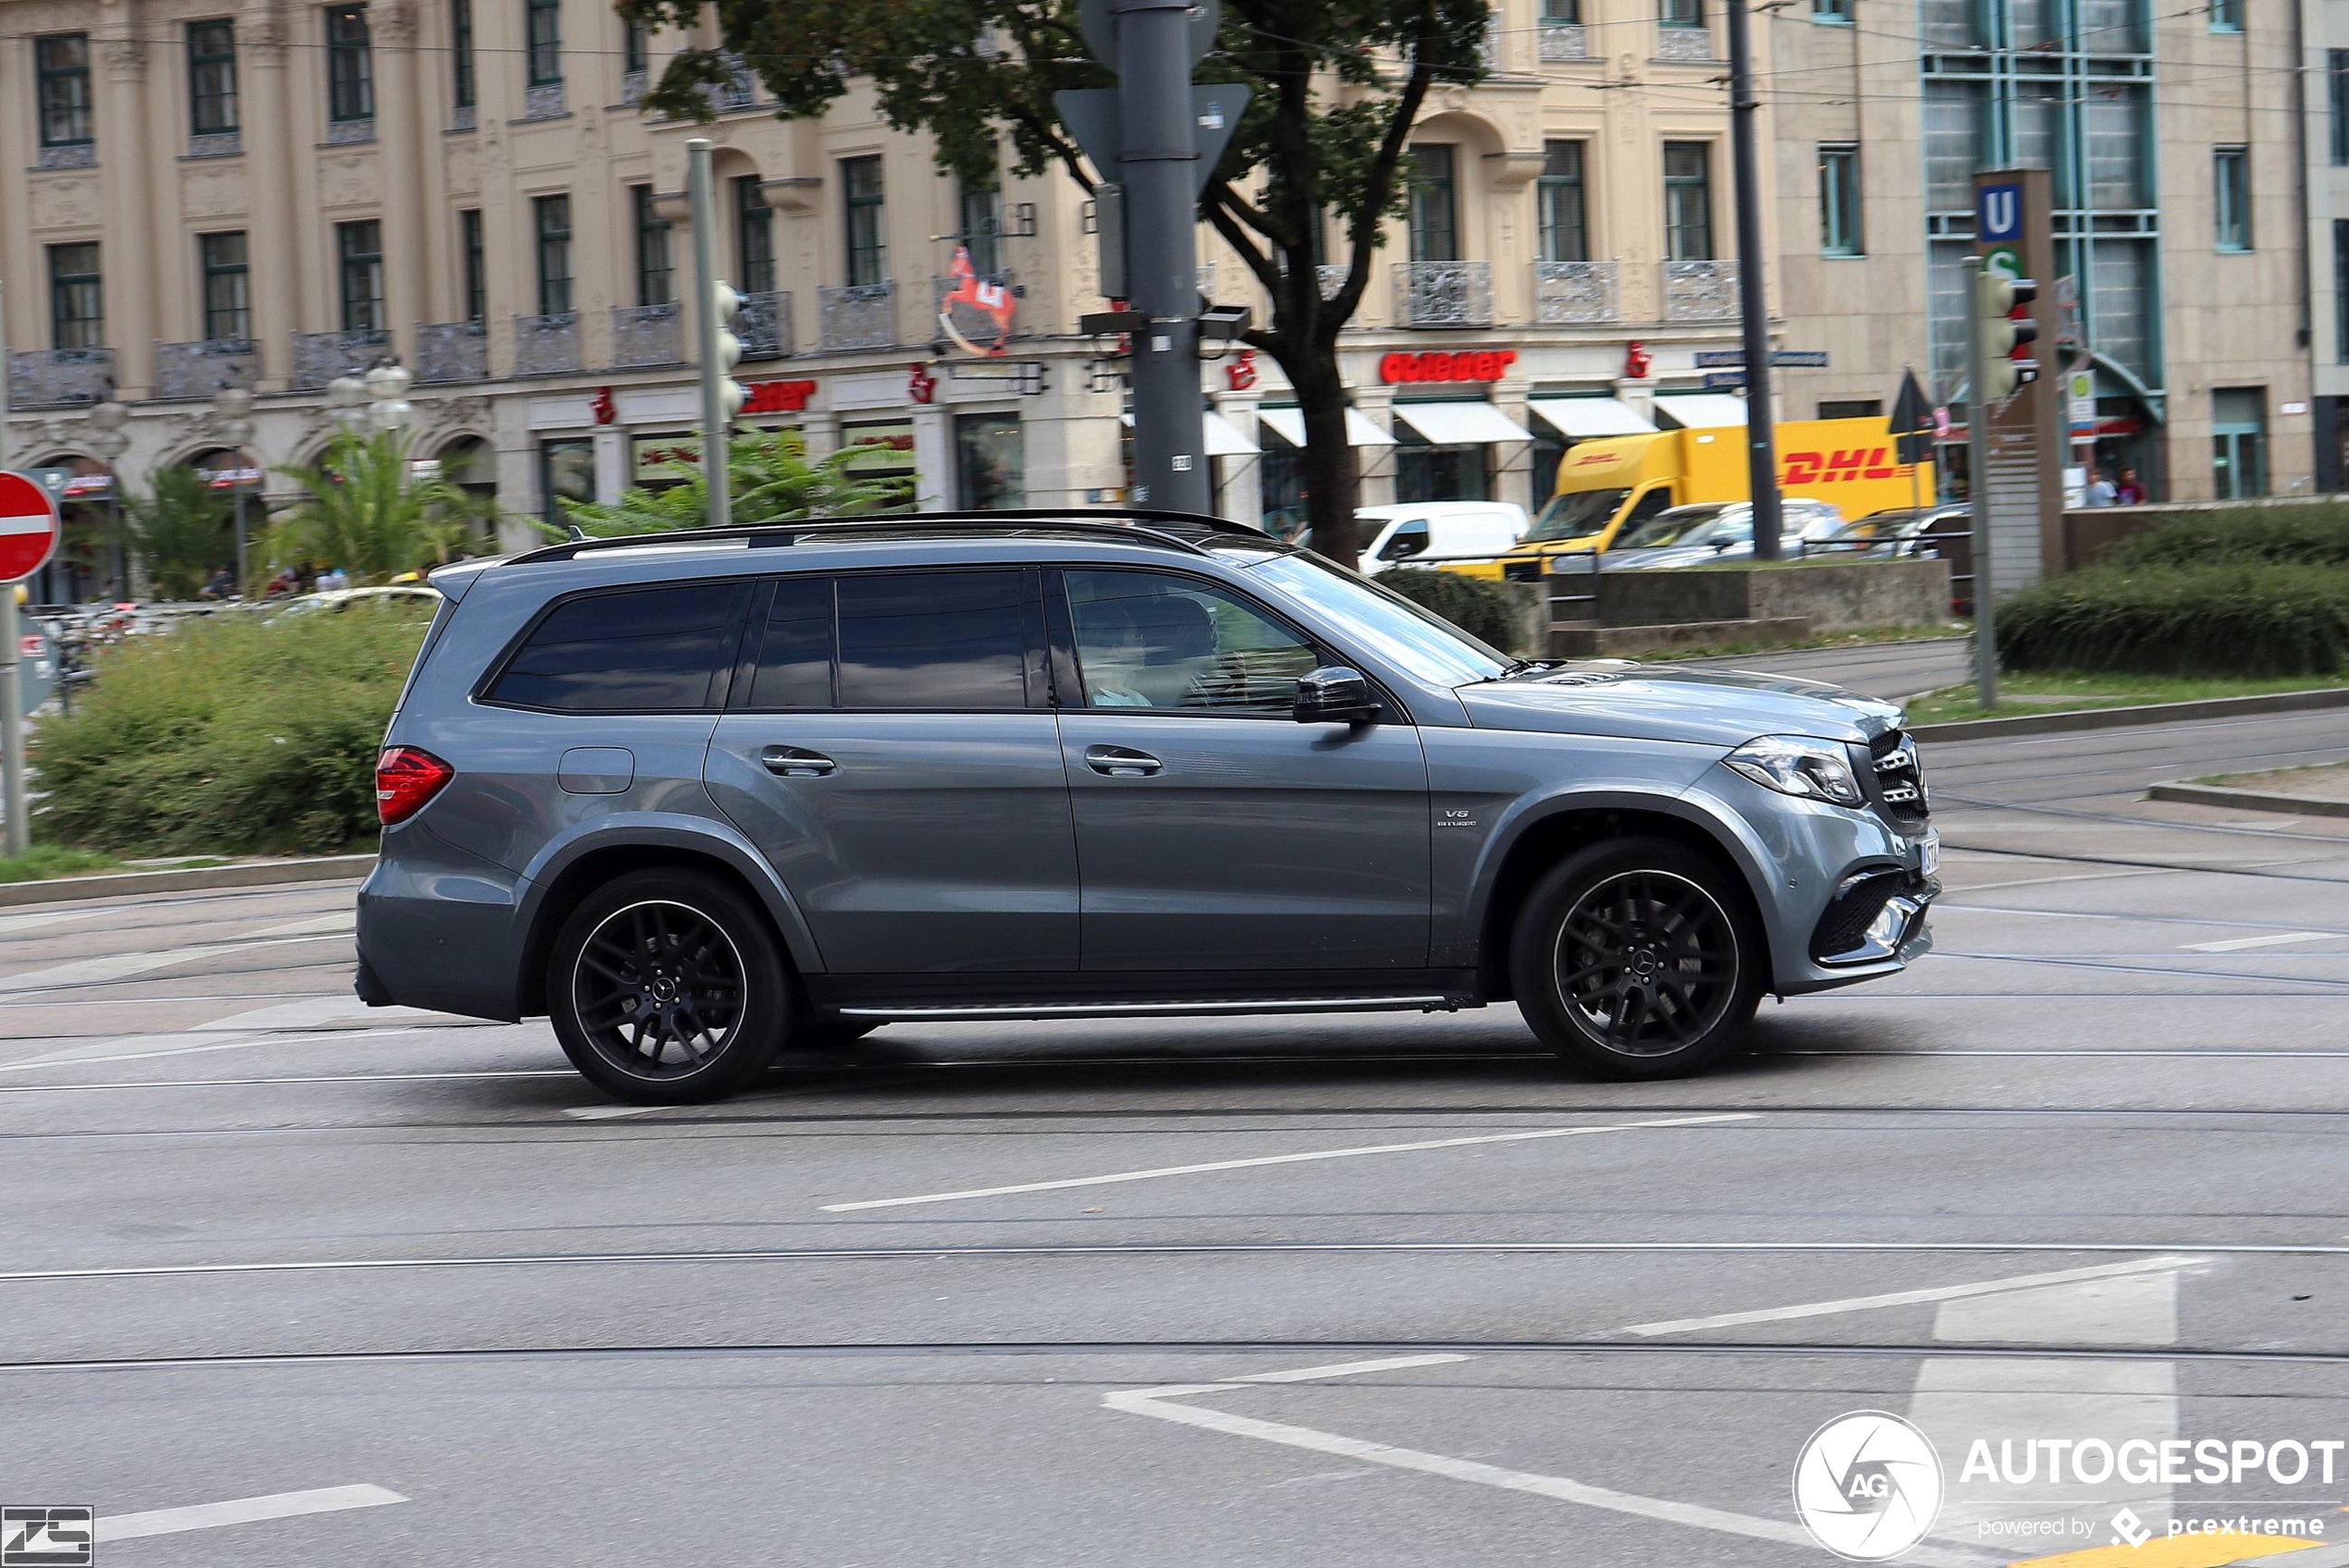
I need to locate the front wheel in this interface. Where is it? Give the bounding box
[548,869,790,1103]
[1509,839,1763,1080]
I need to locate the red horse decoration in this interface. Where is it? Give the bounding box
[937,245,1017,358]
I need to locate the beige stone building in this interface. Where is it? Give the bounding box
[1,0,1801,598]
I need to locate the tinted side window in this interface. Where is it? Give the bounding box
[490,582,743,712]
[837,570,1031,709]
[1064,569,1319,715]
[747,577,834,708]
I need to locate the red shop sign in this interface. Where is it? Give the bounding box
[743,378,818,415]
[1379,349,1518,385]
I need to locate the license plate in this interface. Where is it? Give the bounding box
[1917,831,1940,879]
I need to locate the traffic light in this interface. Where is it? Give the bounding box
[710,281,747,424]
[1974,265,2039,403]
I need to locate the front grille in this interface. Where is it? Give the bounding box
[1868,728,1929,823]
[1812,873,1901,962]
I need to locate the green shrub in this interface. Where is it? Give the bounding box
[2099,505,2349,570]
[1998,562,2349,677]
[1376,568,1529,654]
[31,605,433,854]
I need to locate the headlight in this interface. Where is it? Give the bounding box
[1723,735,1864,806]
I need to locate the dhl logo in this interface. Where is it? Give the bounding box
[1781,447,1913,484]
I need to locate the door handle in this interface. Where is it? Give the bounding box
[760,745,838,778]
[1084,744,1162,778]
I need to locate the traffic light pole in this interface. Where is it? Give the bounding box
[1964,255,1998,711]
[1116,0,1210,514]
[1726,0,1782,560]
[0,302,26,857]
[687,138,732,531]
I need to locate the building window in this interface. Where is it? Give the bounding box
[954,412,1025,509]
[623,17,647,72]
[461,209,486,323]
[1661,0,1703,27]
[2214,146,2250,251]
[734,175,775,293]
[2336,222,2349,363]
[35,34,94,149]
[633,184,673,307]
[1819,143,1862,255]
[2208,0,2240,31]
[1813,0,1850,18]
[1663,141,1714,260]
[337,219,385,332]
[1818,398,1883,419]
[1542,0,1579,18]
[48,243,103,349]
[187,21,240,137]
[539,436,596,527]
[2211,388,2266,497]
[1537,141,1588,263]
[1407,143,1458,263]
[1396,423,1489,503]
[326,6,374,123]
[451,0,475,107]
[842,155,887,288]
[200,232,251,340]
[534,194,572,315]
[525,0,561,87]
[960,183,1004,277]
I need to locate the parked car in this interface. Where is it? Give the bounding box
[1602,498,1850,571]
[1348,502,1530,576]
[1814,505,1973,611]
[358,509,1937,1102]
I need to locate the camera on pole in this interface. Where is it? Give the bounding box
[1975,267,2039,403]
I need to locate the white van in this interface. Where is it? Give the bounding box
[1349,502,1530,576]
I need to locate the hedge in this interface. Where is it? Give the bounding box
[1998,562,2349,677]
[1375,568,1527,654]
[2099,505,2349,570]
[33,604,434,854]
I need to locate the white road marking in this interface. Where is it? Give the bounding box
[1236,1354,1471,1383]
[191,996,437,1032]
[96,1483,406,1542]
[0,907,107,936]
[0,1068,572,1094]
[2183,931,2336,953]
[0,935,339,997]
[1,1027,422,1072]
[562,1103,665,1121]
[1102,1371,1989,1565]
[820,1113,1758,1212]
[242,913,358,940]
[1617,1255,2206,1338]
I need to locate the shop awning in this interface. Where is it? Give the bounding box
[1389,401,1533,446]
[1257,407,1397,447]
[1525,397,1657,438]
[1653,393,1752,429]
[1122,410,1261,457]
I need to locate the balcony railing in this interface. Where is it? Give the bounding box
[930,271,1023,352]
[1533,261,1618,325]
[1392,260,1494,328]
[737,289,793,361]
[611,302,684,367]
[1539,20,1591,59]
[154,337,261,400]
[523,82,567,119]
[326,116,375,144]
[187,131,241,159]
[819,283,896,351]
[6,348,114,409]
[415,320,489,385]
[513,312,582,375]
[1656,24,1715,59]
[34,143,95,170]
[621,67,648,106]
[1662,259,1740,321]
[709,51,760,112]
[291,328,389,389]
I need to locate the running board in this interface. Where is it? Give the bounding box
[835,995,1464,1023]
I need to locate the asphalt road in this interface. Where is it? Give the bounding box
[5,704,2349,1567]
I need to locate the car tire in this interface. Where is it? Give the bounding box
[792,1020,882,1053]
[1509,838,1764,1080]
[548,869,790,1103]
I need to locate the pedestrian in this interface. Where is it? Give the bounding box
[2083,468,2117,508]
[197,566,235,601]
[2115,467,2146,505]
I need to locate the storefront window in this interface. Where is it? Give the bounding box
[539,436,596,527]
[1259,433,1307,540]
[1395,426,1488,503]
[954,412,1024,509]
[2211,387,2267,498]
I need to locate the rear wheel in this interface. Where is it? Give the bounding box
[548,869,789,1103]
[1509,839,1762,1079]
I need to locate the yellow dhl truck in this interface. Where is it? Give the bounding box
[1470,416,1933,577]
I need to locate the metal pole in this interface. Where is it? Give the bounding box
[234,477,249,592]
[1963,256,1998,709]
[1725,0,1782,559]
[0,306,27,857]
[1117,0,1209,514]
[686,138,731,531]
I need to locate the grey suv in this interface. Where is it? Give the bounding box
[357,511,1936,1102]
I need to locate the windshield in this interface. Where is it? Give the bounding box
[1525,486,1630,543]
[1616,505,1729,551]
[1249,552,1510,687]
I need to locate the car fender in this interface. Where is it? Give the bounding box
[514,813,829,974]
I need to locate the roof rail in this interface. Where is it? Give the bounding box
[504,508,1273,566]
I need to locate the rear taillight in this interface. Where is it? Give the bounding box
[375,746,454,827]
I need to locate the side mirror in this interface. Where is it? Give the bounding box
[1295,666,1378,725]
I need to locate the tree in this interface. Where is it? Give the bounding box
[268,429,486,583]
[554,428,915,537]
[117,465,232,600]
[622,0,1493,567]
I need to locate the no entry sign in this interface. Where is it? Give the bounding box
[0,472,62,583]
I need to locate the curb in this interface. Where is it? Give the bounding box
[2146,782,2349,820]
[1910,685,2349,742]
[0,853,376,909]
